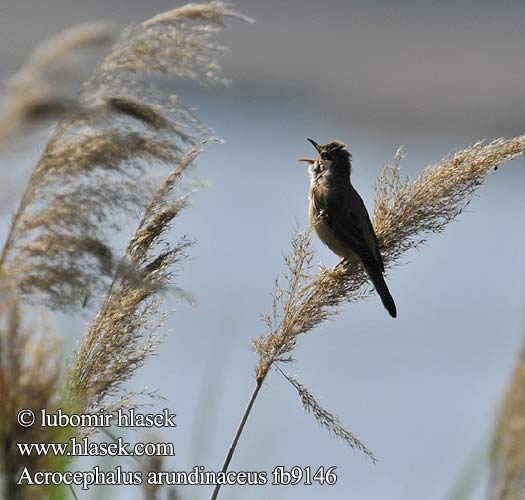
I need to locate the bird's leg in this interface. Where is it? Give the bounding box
[335,258,351,271]
[335,258,361,276]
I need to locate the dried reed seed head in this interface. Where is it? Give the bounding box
[374,137,525,264]
[278,368,376,462]
[95,2,253,87]
[0,4,247,493]
[0,3,248,312]
[10,22,118,78]
[0,297,62,495]
[64,143,207,420]
[0,21,119,144]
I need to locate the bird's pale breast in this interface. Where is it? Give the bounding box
[308,195,359,262]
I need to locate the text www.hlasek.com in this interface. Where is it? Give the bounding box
[17,437,175,457]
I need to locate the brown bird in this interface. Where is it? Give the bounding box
[300,138,397,318]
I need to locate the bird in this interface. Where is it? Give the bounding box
[299,138,397,318]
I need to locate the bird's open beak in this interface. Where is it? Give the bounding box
[307,137,321,152]
[298,138,321,164]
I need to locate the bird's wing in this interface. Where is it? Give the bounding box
[326,185,384,272]
[352,185,385,272]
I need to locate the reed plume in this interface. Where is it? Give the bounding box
[64,142,211,419]
[489,348,525,500]
[0,2,251,312]
[0,22,118,145]
[0,4,249,498]
[211,135,525,500]
[277,366,375,461]
[0,290,61,499]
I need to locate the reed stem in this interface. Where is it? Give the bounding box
[210,374,266,500]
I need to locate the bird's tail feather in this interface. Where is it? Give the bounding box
[365,266,397,318]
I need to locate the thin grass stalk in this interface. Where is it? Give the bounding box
[210,376,264,500]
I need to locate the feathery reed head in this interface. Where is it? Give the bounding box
[0,2,250,312]
[0,294,61,498]
[0,5,250,497]
[278,367,376,462]
[63,142,212,420]
[0,21,119,144]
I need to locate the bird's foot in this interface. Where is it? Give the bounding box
[335,258,351,270]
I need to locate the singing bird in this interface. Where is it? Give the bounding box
[299,138,397,318]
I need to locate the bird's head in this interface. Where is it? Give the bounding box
[299,138,352,176]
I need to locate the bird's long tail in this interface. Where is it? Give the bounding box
[365,265,397,318]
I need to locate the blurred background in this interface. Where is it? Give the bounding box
[1,0,524,499]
